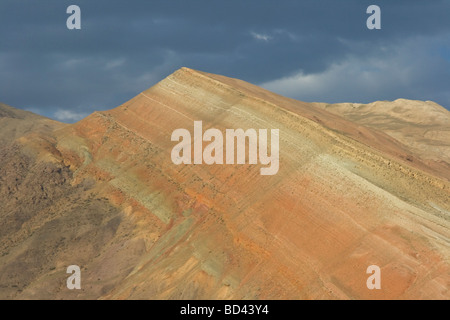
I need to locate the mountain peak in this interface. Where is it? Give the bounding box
[2,69,449,299]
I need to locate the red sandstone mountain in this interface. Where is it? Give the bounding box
[0,68,449,299]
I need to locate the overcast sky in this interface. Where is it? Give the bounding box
[1,0,449,122]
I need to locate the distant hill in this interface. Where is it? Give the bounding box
[313,99,450,170]
[0,103,65,145]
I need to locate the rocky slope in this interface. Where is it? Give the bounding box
[0,68,449,299]
[0,104,143,299]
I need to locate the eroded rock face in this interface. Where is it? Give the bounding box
[1,68,449,299]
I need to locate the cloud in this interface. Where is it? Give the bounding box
[104,58,126,70]
[250,32,272,42]
[260,35,450,108]
[53,110,88,123]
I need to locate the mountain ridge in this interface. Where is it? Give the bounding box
[312,98,450,167]
[0,68,449,299]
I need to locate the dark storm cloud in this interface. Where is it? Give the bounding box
[0,0,449,122]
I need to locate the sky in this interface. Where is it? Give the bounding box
[1,0,449,122]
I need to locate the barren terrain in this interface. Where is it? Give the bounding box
[0,68,449,299]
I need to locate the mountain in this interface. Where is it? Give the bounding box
[0,68,449,299]
[313,99,450,178]
[0,103,64,145]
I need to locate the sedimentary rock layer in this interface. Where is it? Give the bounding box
[1,68,449,299]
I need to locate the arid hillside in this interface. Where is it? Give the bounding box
[313,99,450,178]
[0,68,449,299]
[0,103,65,145]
